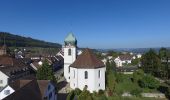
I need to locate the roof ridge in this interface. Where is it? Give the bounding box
[70,48,105,69]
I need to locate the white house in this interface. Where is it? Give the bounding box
[137,54,142,58]
[114,57,123,67]
[0,70,9,88]
[102,58,107,65]
[63,33,106,93]
[114,55,135,67]
[77,50,82,55]
[107,56,113,60]
[0,85,15,100]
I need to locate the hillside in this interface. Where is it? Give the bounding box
[0,32,61,48]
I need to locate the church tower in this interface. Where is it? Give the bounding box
[64,33,77,82]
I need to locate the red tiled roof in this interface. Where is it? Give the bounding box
[119,55,133,61]
[70,48,105,69]
[5,79,52,100]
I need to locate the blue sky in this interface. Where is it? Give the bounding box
[0,0,170,49]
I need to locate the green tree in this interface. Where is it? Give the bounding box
[141,49,161,76]
[159,48,170,79]
[159,47,167,59]
[36,60,56,83]
[131,58,140,66]
[105,60,116,95]
[138,74,160,89]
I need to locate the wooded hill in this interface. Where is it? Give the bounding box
[0,32,61,48]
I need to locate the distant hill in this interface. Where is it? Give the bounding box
[98,47,170,54]
[0,32,61,48]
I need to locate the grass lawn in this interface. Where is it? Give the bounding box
[114,74,160,94]
[114,74,141,95]
[107,96,162,100]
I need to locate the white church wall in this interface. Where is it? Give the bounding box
[64,64,71,82]
[70,67,106,93]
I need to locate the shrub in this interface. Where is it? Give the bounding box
[130,87,142,97]
[115,73,124,83]
[78,90,92,100]
[132,69,144,83]
[98,90,104,95]
[167,87,170,99]
[67,90,75,100]
[138,74,160,89]
[74,88,82,95]
[107,89,113,96]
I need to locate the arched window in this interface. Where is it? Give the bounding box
[98,70,100,78]
[74,70,75,78]
[85,71,88,79]
[68,67,70,73]
[68,49,71,56]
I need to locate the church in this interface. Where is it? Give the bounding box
[63,33,106,93]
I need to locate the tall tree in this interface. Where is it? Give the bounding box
[141,49,161,76]
[36,60,56,83]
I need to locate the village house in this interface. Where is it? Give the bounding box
[30,55,63,71]
[114,55,135,67]
[0,56,33,89]
[0,85,15,100]
[1,79,57,100]
[137,53,142,58]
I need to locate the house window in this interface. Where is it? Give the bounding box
[4,90,10,95]
[0,80,3,84]
[98,70,100,78]
[85,71,88,79]
[48,85,51,91]
[68,49,71,56]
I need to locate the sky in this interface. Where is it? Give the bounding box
[0,0,170,49]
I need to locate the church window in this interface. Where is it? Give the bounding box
[68,49,71,56]
[74,70,75,78]
[98,70,100,78]
[85,71,88,79]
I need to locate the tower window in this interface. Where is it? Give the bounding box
[68,49,71,56]
[85,71,88,79]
